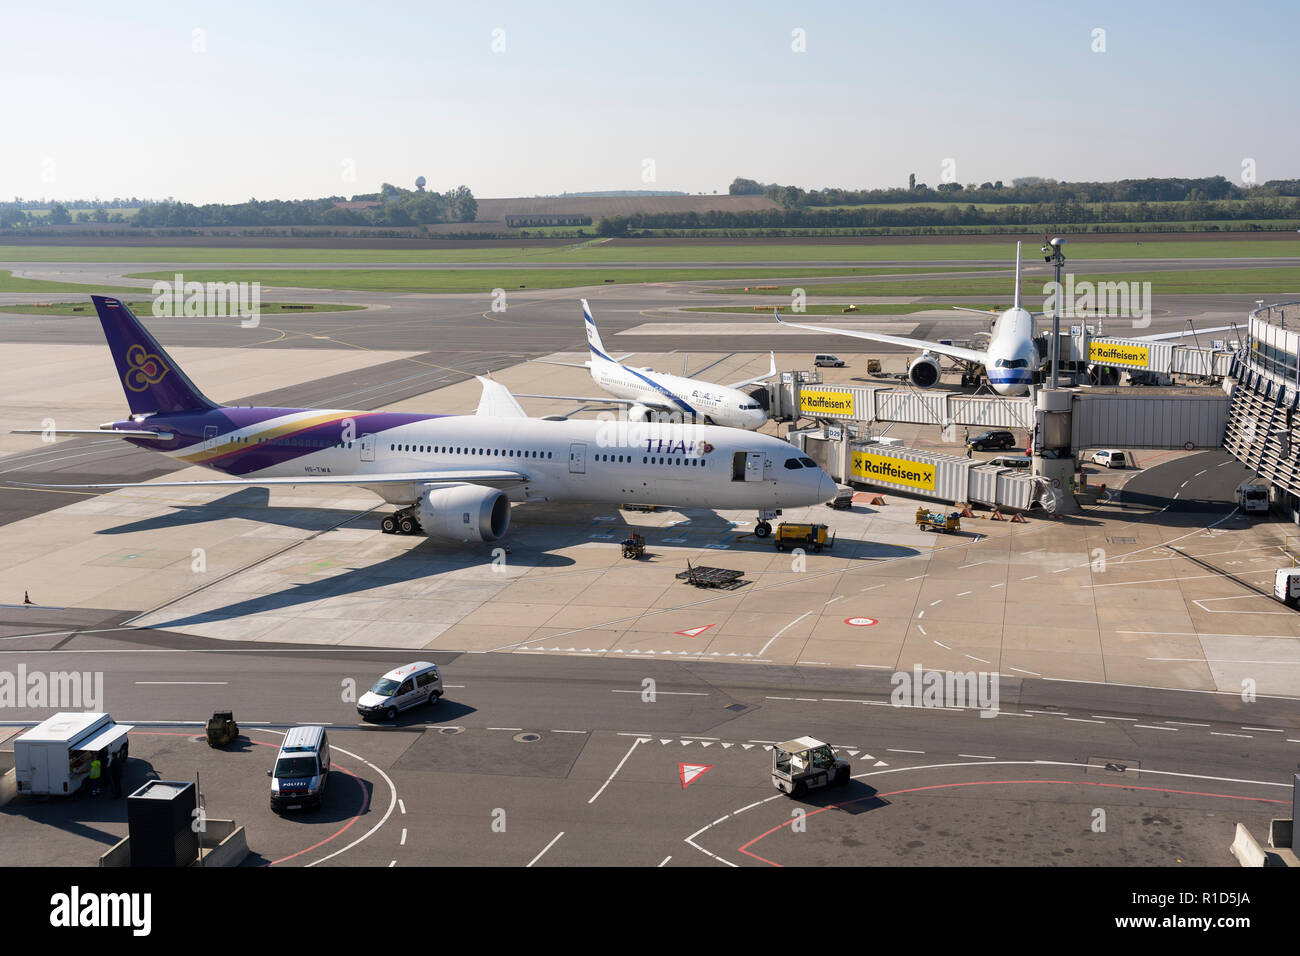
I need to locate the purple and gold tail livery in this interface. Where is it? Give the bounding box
[93,295,216,415]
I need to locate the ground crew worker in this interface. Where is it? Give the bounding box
[107,748,125,798]
[88,752,103,796]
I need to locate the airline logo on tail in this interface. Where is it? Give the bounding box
[124,344,170,392]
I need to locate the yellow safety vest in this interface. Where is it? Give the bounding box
[89,759,102,780]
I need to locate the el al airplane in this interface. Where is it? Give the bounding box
[518,299,775,429]
[11,296,829,541]
[774,242,1232,396]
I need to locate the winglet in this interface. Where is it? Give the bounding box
[475,376,528,419]
[774,308,786,325]
[1013,241,1022,311]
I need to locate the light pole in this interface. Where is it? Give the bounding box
[1042,237,1067,388]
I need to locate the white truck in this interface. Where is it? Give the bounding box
[14,712,132,797]
[1238,483,1270,515]
[1275,569,1300,609]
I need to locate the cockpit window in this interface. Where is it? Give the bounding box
[799,457,817,468]
[784,458,804,469]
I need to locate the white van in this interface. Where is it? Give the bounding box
[1237,484,1269,514]
[356,661,443,721]
[269,725,330,812]
[814,354,845,368]
[1091,449,1127,469]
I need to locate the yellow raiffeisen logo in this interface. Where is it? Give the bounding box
[851,451,936,491]
[799,387,856,418]
[1089,341,1150,368]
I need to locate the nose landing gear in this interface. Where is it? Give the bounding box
[754,509,781,538]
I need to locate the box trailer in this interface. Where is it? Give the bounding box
[14,712,133,797]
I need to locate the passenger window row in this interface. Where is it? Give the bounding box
[388,444,553,459]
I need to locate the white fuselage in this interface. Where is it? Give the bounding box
[591,358,768,430]
[198,412,830,510]
[983,307,1041,396]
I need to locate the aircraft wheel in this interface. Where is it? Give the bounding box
[755,521,771,538]
[399,517,417,535]
[381,516,398,534]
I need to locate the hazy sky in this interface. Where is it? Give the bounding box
[3,1,1297,203]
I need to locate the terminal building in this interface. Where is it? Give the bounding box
[1222,301,1300,521]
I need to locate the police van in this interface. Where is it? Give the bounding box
[356,661,443,721]
[269,725,330,812]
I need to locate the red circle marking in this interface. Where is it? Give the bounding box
[131,730,371,866]
[844,617,877,627]
[736,778,1286,866]
[1184,441,1195,451]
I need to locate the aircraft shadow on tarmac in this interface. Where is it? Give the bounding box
[149,539,576,629]
[96,487,367,536]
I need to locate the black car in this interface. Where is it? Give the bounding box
[969,430,1016,451]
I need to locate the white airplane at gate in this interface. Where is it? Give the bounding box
[520,299,775,429]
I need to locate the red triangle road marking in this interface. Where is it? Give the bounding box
[675,624,715,637]
[679,763,713,789]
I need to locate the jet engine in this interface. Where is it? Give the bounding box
[416,484,511,543]
[907,353,942,388]
[627,402,653,422]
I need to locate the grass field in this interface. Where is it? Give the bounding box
[0,270,122,293]
[707,267,1300,297]
[684,303,1000,316]
[0,236,1295,265]
[122,266,979,294]
[0,301,364,317]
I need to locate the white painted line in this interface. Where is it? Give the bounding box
[527,831,565,867]
[400,828,407,846]
[958,561,989,570]
[887,748,925,754]
[398,800,406,815]
[958,754,996,760]
[759,610,813,657]
[658,856,672,867]
[1022,575,1038,580]
[134,681,228,685]
[1091,715,1138,721]
[965,655,990,664]
[1195,470,1207,477]
[929,600,943,606]
[1008,666,1040,675]
[855,663,892,669]
[1026,709,1065,715]
[933,640,950,649]
[1064,718,1105,724]
[1133,725,1178,732]
[488,727,523,731]
[1053,568,1071,574]
[612,690,707,696]
[956,591,971,597]
[1210,732,1252,739]
[1165,721,1211,727]
[1242,727,1284,733]
[1084,573,1221,589]
[588,738,646,804]
[989,582,1004,589]
[389,860,396,868]
[860,584,886,592]
[918,625,928,636]
[906,574,927,581]
[735,801,764,815]
[825,595,845,605]
[552,729,587,734]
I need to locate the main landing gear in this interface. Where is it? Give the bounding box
[381,506,422,535]
[754,509,781,538]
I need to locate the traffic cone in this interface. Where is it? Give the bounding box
[989,509,1005,521]
[1010,512,1027,523]
[869,495,886,506]
[23,591,33,605]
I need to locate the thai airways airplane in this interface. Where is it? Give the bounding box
[12,296,830,541]
[519,299,775,429]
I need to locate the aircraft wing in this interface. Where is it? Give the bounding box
[774,314,987,364]
[10,469,530,493]
[515,394,675,412]
[10,428,175,440]
[727,351,777,389]
[1133,325,1238,342]
[531,353,633,369]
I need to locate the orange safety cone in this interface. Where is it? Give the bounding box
[869,495,887,506]
[23,591,33,605]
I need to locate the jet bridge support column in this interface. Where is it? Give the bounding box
[1032,388,1080,515]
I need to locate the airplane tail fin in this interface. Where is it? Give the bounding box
[1013,241,1022,311]
[581,299,615,364]
[91,295,217,416]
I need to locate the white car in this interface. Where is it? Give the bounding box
[1091,449,1127,469]
[357,661,443,721]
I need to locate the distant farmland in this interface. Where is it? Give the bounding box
[473,194,779,223]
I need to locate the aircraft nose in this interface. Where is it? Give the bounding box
[817,470,833,503]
